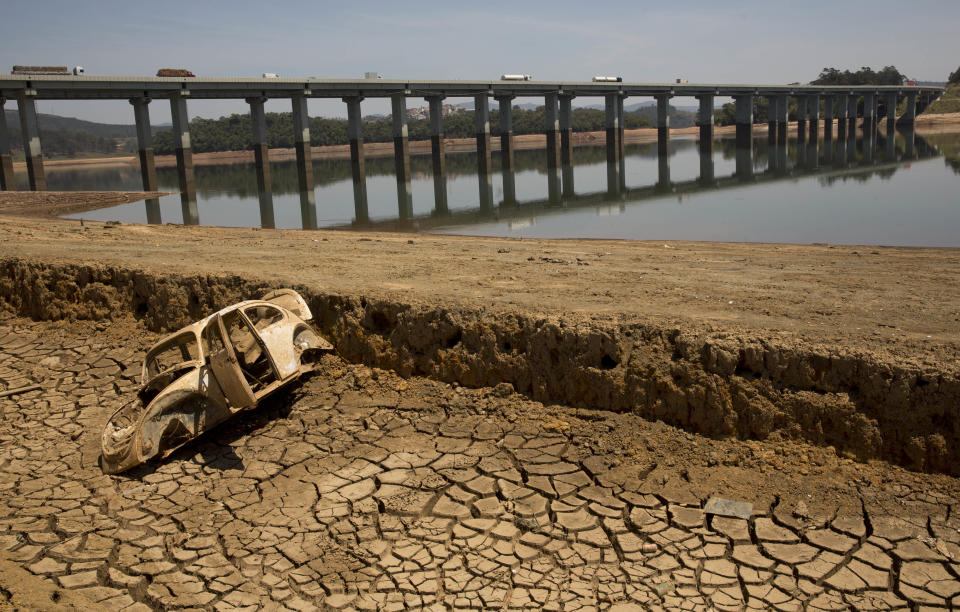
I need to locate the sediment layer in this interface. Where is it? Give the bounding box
[1,257,956,474]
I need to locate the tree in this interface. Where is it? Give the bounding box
[949,66,960,84]
[812,66,905,86]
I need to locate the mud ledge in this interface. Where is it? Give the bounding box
[1,256,957,474]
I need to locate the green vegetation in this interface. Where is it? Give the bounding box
[949,66,960,84]
[151,107,658,155]
[923,84,960,115]
[3,110,137,158]
[812,66,906,86]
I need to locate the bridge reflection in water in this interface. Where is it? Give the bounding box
[55,125,939,233]
[299,126,933,234]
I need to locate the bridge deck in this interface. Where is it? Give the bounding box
[0,75,945,100]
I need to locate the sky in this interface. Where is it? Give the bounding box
[1,0,958,124]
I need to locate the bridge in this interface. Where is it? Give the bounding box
[0,75,944,226]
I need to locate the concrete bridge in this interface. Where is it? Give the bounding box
[0,75,944,226]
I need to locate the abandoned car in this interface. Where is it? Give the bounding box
[100,289,333,474]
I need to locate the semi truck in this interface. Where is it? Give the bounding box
[156,68,196,78]
[12,65,84,75]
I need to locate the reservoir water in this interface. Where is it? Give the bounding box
[18,129,960,247]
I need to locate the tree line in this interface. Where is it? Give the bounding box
[3,125,124,158]
[713,66,913,126]
[151,107,658,155]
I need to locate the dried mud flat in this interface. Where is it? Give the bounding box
[0,207,959,608]
[0,318,959,611]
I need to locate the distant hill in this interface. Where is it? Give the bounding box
[3,110,141,138]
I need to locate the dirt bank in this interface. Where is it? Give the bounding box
[1,316,957,609]
[0,214,957,473]
[0,191,172,218]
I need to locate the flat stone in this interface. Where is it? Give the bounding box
[703,497,753,519]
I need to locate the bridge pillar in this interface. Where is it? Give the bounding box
[656,94,671,156]
[822,95,834,141]
[391,94,413,221]
[559,94,575,198]
[808,94,820,142]
[291,94,316,229]
[616,94,625,167]
[17,93,45,191]
[604,93,620,195]
[835,94,847,140]
[862,92,876,135]
[776,95,788,144]
[495,95,516,206]
[245,96,274,229]
[847,94,858,132]
[900,91,917,125]
[884,91,898,133]
[344,96,369,223]
[916,92,934,114]
[765,95,776,145]
[902,124,915,159]
[696,94,714,149]
[130,97,158,193]
[795,95,808,142]
[734,94,753,147]
[475,94,493,212]
[544,92,561,203]
[427,95,447,216]
[170,93,198,224]
[0,98,15,191]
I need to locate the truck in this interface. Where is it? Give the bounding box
[156,68,196,78]
[12,65,70,75]
[364,72,382,79]
[592,76,623,83]
[501,74,532,81]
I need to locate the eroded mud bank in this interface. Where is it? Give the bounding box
[1,257,957,474]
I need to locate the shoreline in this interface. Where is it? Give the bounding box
[12,112,960,171]
[1,215,958,475]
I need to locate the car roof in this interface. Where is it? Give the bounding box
[148,299,292,350]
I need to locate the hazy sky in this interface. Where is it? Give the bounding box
[2,0,957,124]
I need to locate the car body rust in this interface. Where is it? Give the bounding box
[100,289,333,474]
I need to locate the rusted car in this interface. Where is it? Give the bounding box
[101,289,333,474]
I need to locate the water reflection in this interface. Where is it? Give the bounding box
[40,127,960,245]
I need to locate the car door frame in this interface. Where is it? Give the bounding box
[205,312,257,412]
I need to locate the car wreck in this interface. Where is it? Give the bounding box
[101,289,333,474]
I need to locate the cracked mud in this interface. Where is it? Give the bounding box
[1,319,959,611]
